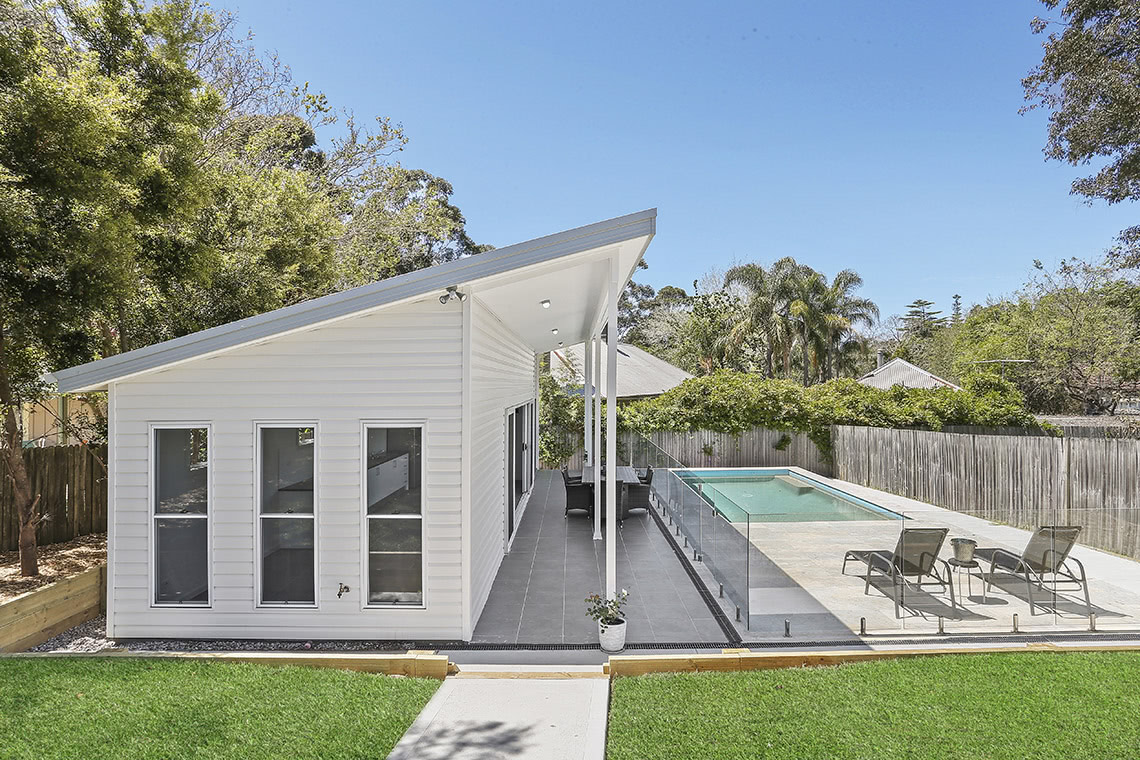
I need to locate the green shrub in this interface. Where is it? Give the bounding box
[620,371,1046,458]
[539,372,581,466]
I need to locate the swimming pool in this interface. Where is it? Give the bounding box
[674,468,904,523]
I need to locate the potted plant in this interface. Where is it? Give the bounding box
[585,589,629,652]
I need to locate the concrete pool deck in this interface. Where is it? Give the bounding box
[685,468,1140,641]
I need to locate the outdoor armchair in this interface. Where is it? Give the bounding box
[842,527,954,618]
[976,526,1091,616]
[563,480,593,515]
[623,483,651,525]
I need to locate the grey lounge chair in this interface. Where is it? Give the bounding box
[842,527,954,618]
[976,526,1091,616]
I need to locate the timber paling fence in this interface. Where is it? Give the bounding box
[0,445,107,551]
[612,423,1140,561]
[832,426,1140,561]
[624,427,833,477]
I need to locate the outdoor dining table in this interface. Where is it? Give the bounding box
[580,465,640,484]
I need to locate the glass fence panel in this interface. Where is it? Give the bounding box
[627,430,1140,642]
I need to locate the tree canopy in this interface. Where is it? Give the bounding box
[1024,0,1140,258]
[0,0,485,574]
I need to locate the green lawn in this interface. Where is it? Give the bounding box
[608,652,1140,760]
[0,657,439,759]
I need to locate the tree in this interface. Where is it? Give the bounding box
[902,299,948,338]
[671,286,745,376]
[951,294,963,325]
[0,0,216,574]
[1023,0,1140,258]
[617,260,656,343]
[816,269,879,381]
[634,285,690,359]
[724,258,798,378]
[338,167,487,287]
[946,258,1140,414]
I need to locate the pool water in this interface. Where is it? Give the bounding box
[675,469,903,523]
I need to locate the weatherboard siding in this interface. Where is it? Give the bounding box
[107,298,465,640]
[468,297,537,628]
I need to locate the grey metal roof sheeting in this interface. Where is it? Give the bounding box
[550,342,692,399]
[52,208,656,392]
[858,358,961,391]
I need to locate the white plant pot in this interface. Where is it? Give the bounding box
[598,618,627,652]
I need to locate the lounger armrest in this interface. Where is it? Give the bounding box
[1062,555,1087,581]
[866,550,896,576]
[986,547,1022,571]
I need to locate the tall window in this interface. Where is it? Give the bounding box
[153,427,209,605]
[364,425,423,606]
[258,425,316,605]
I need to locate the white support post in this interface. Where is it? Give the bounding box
[605,257,619,600]
[592,334,603,540]
[583,337,593,467]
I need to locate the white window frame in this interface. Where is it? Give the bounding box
[360,420,427,611]
[254,421,320,609]
[148,422,212,609]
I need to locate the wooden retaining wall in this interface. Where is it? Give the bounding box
[0,564,106,652]
[629,427,832,476]
[0,445,107,550]
[832,426,1140,560]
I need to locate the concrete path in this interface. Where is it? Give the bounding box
[387,672,609,760]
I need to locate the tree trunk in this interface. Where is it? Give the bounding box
[801,328,811,387]
[117,298,131,353]
[0,328,39,576]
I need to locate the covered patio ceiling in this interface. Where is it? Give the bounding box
[466,234,651,354]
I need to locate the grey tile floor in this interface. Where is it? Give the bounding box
[471,470,729,645]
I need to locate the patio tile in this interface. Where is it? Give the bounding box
[471,470,725,645]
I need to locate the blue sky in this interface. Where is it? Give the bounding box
[216,0,1135,320]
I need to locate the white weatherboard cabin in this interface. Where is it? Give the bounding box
[53,209,655,641]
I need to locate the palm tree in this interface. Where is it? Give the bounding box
[817,270,879,380]
[783,264,828,386]
[724,258,878,385]
[725,257,799,378]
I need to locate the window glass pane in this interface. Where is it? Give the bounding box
[366,427,421,515]
[261,517,315,604]
[155,428,207,515]
[368,518,423,605]
[261,427,314,515]
[155,517,208,604]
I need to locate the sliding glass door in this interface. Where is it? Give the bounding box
[506,400,537,543]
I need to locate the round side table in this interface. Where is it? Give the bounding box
[947,558,986,602]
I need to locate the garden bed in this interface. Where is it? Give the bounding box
[0,657,439,759]
[607,651,1140,760]
[0,533,106,602]
[0,564,105,652]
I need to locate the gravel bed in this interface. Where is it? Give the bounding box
[29,616,113,653]
[28,616,457,653]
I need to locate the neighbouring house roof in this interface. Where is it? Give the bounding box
[858,358,961,391]
[52,209,656,392]
[549,342,692,400]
